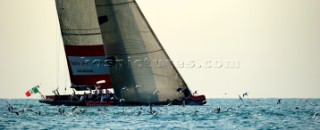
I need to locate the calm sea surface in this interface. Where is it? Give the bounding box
[1,98,319,129]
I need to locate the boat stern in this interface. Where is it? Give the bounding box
[187,95,207,105]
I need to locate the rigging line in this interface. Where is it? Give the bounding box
[64,62,68,94]
[53,4,57,91]
[56,13,60,90]
[108,49,164,55]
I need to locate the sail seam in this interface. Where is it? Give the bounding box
[153,73,170,78]
[108,49,164,55]
[61,33,101,35]
[61,28,101,30]
[96,1,135,7]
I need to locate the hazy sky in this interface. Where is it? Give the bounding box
[0,0,320,99]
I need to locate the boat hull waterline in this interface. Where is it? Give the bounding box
[39,95,207,106]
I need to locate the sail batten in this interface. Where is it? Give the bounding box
[61,33,102,36]
[105,49,164,56]
[96,0,135,6]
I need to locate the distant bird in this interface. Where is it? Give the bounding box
[149,103,153,114]
[242,92,248,97]
[152,111,159,116]
[136,111,142,116]
[7,106,13,112]
[7,104,19,115]
[193,90,198,95]
[58,108,65,115]
[226,107,231,112]
[79,109,86,114]
[119,99,126,103]
[34,111,41,115]
[182,100,186,107]
[11,111,19,115]
[238,95,243,102]
[135,85,143,88]
[148,103,157,115]
[122,108,126,114]
[71,106,78,112]
[122,86,128,91]
[18,108,25,113]
[312,112,318,119]
[6,101,14,112]
[153,90,160,95]
[23,107,34,113]
[214,107,221,114]
[6,101,18,115]
[176,88,185,93]
[277,99,281,105]
[193,110,199,115]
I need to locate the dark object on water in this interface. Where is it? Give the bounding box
[215,107,221,114]
[243,92,248,97]
[71,106,78,112]
[12,111,19,115]
[277,99,281,105]
[58,108,65,115]
[35,111,41,115]
[238,95,244,102]
[136,111,142,116]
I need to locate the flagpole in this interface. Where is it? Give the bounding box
[38,91,45,99]
[35,85,45,99]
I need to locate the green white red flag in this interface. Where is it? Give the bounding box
[25,86,39,97]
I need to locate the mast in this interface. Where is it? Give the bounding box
[95,0,192,103]
[55,0,112,90]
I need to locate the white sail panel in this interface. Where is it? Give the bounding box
[96,0,191,103]
[56,0,112,90]
[56,0,101,45]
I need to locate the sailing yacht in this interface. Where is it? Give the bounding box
[39,0,206,106]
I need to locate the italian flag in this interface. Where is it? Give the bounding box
[25,86,39,97]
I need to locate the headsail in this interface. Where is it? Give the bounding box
[95,0,192,103]
[56,0,112,90]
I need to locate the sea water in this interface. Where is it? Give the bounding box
[1,98,319,129]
